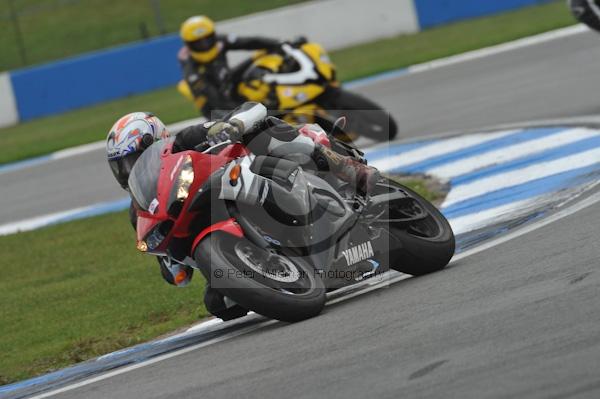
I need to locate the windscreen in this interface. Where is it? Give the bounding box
[128,140,168,211]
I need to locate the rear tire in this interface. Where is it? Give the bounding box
[381,179,455,275]
[194,233,326,322]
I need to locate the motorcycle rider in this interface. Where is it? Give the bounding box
[178,15,288,116]
[106,102,378,319]
[106,112,195,288]
[569,0,600,32]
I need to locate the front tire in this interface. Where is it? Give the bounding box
[194,232,326,322]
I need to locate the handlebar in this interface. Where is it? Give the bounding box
[199,140,233,154]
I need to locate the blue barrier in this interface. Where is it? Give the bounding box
[10,34,183,121]
[413,0,554,29]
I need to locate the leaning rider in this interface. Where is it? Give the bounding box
[178,15,294,116]
[105,102,378,319]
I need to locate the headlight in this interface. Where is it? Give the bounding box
[139,220,174,252]
[175,155,194,201]
[146,225,167,251]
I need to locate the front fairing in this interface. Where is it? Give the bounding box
[130,140,237,255]
[128,140,167,212]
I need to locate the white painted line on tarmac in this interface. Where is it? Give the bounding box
[0,117,207,176]
[49,141,106,160]
[345,24,587,89]
[0,198,130,236]
[0,208,95,236]
[28,188,600,399]
[185,317,224,333]
[404,24,588,76]
[27,320,277,399]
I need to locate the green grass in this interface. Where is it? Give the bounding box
[0,0,575,166]
[0,179,437,385]
[0,0,306,71]
[0,210,208,385]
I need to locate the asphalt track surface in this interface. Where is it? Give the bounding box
[7,27,600,398]
[51,194,600,399]
[3,27,600,225]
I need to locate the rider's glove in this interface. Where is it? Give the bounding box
[279,36,307,49]
[206,121,241,146]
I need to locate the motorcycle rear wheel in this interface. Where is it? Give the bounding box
[379,178,455,276]
[326,89,398,141]
[194,232,326,322]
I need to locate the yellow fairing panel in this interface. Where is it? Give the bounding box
[283,103,326,124]
[276,84,325,109]
[301,43,335,82]
[237,54,284,102]
[238,80,270,102]
[253,54,284,72]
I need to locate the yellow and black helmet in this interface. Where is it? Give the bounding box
[180,15,220,63]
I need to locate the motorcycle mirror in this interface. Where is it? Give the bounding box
[332,116,347,133]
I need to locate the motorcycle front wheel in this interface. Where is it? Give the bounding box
[194,232,326,322]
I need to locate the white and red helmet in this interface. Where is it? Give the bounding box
[106,112,169,189]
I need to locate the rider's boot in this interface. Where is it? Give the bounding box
[312,144,379,194]
[204,285,249,321]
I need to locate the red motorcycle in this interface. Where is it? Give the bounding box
[129,123,454,322]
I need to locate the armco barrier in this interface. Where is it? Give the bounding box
[0,0,564,128]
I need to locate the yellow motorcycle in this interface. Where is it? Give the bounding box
[178,42,398,142]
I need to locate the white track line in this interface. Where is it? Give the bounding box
[49,141,105,161]
[28,188,600,399]
[27,320,277,399]
[443,146,600,207]
[0,207,93,236]
[0,198,129,236]
[405,24,588,76]
[427,127,599,180]
[370,130,519,171]
[0,118,207,176]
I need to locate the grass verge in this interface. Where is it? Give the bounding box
[0,0,307,71]
[0,0,575,165]
[0,178,440,384]
[0,210,207,385]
